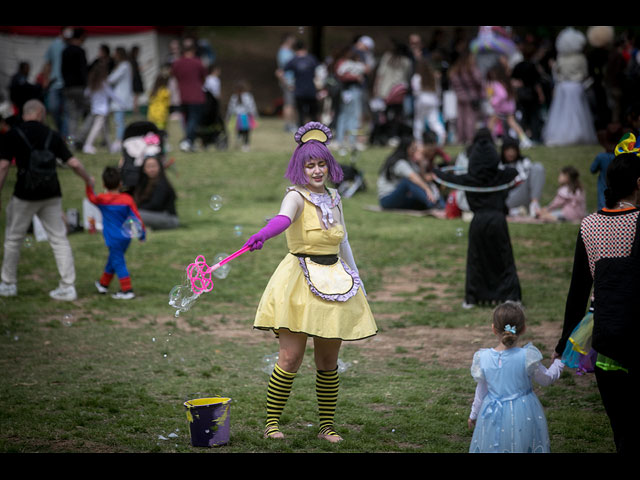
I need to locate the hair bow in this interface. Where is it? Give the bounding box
[614,132,640,156]
[504,324,517,334]
[144,132,161,146]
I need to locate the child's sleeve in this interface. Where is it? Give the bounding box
[525,343,564,386]
[86,184,99,205]
[469,350,487,420]
[470,379,488,421]
[470,350,485,382]
[532,359,565,386]
[546,187,569,210]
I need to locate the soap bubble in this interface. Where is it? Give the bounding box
[209,194,223,211]
[121,215,143,239]
[62,314,73,327]
[455,227,464,237]
[211,253,230,279]
[233,225,243,237]
[23,236,33,248]
[337,358,352,373]
[169,284,200,317]
[261,353,279,374]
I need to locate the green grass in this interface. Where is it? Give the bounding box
[0,116,615,453]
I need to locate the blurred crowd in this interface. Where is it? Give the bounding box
[4,25,640,159]
[277,26,640,156]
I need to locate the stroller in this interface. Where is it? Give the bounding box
[196,91,228,150]
[369,82,412,146]
[119,120,165,194]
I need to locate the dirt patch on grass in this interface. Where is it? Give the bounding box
[368,264,460,312]
[345,320,563,370]
[131,263,568,369]
[54,265,568,371]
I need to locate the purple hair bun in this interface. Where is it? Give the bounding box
[294,122,332,145]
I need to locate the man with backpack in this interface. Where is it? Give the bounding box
[0,99,93,301]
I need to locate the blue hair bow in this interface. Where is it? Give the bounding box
[504,324,517,334]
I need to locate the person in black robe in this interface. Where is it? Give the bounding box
[434,129,522,307]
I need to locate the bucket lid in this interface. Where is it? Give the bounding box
[184,397,231,408]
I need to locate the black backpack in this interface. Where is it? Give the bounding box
[592,212,640,371]
[15,127,57,191]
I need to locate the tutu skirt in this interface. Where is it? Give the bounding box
[562,312,597,374]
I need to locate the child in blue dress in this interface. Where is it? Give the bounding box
[468,301,564,453]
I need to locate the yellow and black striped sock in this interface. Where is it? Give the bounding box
[265,363,296,434]
[316,367,340,435]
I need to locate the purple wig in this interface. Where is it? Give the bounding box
[284,122,344,185]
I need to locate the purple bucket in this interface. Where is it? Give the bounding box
[184,397,231,447]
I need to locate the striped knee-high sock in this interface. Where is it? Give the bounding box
[316,367,340,435]
[265,363,296,432]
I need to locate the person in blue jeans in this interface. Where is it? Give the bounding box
[377,135,445,211]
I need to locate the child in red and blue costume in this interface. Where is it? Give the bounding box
[86,166,146,299]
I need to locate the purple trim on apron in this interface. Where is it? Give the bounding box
[296,256,361,302]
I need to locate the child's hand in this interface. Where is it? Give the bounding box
[468,418,476,430]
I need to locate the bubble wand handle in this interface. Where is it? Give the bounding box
[205,245,251,274]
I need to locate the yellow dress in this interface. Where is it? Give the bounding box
[254,186,377,341]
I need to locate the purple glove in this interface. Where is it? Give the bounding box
[244,215,291,251]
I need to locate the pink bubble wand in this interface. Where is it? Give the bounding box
[186,245,251,295]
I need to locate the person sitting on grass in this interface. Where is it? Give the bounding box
[499,136,545,218]
[377,133,445,212]
[537,166,586,223]
[133,155,179,230]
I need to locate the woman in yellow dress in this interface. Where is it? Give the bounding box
[244,122,377,443]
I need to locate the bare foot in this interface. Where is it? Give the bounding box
[317,427,343,443]
[264,426,284,439]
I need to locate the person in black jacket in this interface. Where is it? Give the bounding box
[552,146,640,454]
[9,61,44,118]
[133,155,179,230]
[61,27,88,147]
[0,99,93,301]
[434,128,521,308]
